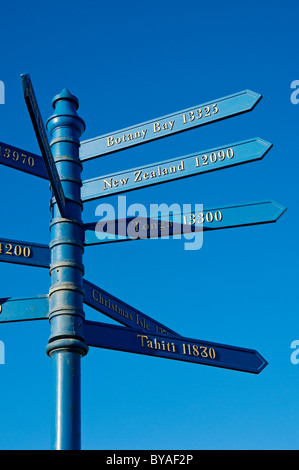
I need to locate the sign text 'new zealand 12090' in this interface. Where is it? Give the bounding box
[81,138,271,201]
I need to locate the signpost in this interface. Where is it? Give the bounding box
[21,74,66,217]
[79,89,262,160]
[83,279,180,337]
[0,141,47,179]
[83,201,286,245]
[0,295,49,323]
[84,321,268,375]
[0,76,287,450]
[0,238,50,268]
[81,138,272,201]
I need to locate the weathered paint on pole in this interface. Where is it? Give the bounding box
[45,89,87,450]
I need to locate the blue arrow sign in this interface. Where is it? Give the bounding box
[84,321,268,374]
[0,238,50,268]
[178,200,286,231]
[83,217,190,244]
[83,279,180,337]
[79,90,262,161]
[83,201,286,245]
[21,73,66,217]
[0,141,47,179]
[0,295,49,323]
[81,138,271,202]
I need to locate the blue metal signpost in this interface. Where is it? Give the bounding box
[0,75,287,450]
[44,88,87,450]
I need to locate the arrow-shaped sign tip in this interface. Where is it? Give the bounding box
[20,73,30,95]
[271,201,287,221]
[245,89,263,108]
[254,138,273,158]
[256,352,268,374]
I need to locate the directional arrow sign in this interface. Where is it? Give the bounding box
[0,141,47,179]
[21,73,66,217]
[84,321,268,374]
[81,138,271,201]
[83,201,286,245]
[79,90,262,161]
[0,295,49,323]
[83,216,193,244]
[179,200,286,231]
[83,279,180,337]
[0,238,50,268]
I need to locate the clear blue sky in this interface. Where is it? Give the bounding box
[0,0,298,450]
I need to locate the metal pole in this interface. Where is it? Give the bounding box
[45,89,87,450]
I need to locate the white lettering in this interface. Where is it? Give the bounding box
[95,203,116,241]
[291,340,299,364]
[0,81,4,104]
[291,80,299,104]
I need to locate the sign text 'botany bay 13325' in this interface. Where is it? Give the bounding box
[79,90,262,160]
